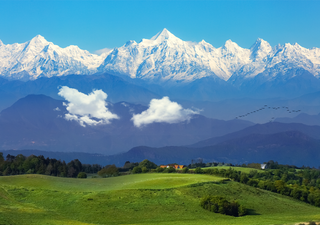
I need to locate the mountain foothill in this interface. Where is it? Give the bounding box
[0,29,320,167]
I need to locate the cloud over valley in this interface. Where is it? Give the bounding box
[58,86,119,127]
[131,96,199,128]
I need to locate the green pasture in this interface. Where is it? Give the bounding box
[0,173,320,225]
[202,166,261,173]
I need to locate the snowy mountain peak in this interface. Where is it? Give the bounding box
[0,35,105,80]
[29,35,49,45]
[125,40,137,47]
[250,38,272,60]
[223,39,241,51]
[252,38,270,48]
[1,32,320,83]
[149,28,181,43]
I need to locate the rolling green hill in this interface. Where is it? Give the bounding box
[0,174,320,225]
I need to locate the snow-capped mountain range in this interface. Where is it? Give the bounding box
[1,28,320,83]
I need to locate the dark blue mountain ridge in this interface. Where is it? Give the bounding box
[0,94,253,155]
[189,122,320,148]
[3,130,319,167]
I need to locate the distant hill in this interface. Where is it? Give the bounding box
[0,94,253,155]
[3,130,320,167]
[110,130,320,167]
[275,113,320,126]
[189,122,320,148]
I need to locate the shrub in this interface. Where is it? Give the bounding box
[182,167,189,173]
[238,205,248,216]
[77,172,87,178]
[194,167,203,174]
[132,166,142,174]
[200,195,247,217]
[163,167,176,173]
[139,159,157,169]
[98,164,119,177]
[141,167,149,173]
[155,167,165,173]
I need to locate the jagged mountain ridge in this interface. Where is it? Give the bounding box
[0,35,105,80]
[1,29,320,83]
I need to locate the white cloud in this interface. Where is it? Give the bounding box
[131,96,199,128]
[58,86,119,127]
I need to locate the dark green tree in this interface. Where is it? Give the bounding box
[77,172,87,178]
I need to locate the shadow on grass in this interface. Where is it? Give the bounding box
[247,208,260,216]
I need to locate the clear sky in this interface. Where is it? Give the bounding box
[0,0,319,53]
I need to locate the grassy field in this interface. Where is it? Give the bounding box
[202,166,261,173]
[0,173,320,225]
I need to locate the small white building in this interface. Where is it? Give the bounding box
[261,164,267,170]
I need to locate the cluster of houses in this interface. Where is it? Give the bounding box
[160,164,185,169]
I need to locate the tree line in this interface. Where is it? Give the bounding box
[0,153,102,178]
[2,152,320,208]
[193,165,320,208]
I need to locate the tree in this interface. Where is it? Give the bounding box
[98,165,119,177]
[163,167,176,173]
[67,167,77,178]
[45,164,53,175]
[155,167,165,173]
[240,174,249,184]
[0,152,4,164]
[182,167,189,173]
[132,166,142,174]
[77,172,87,178]
[139,159,157,169]
[194,167,203,174]
[200,195,247,217]
[275,180,286,194]
[141,167,149,173]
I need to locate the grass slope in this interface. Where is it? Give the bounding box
[0,174,319,225]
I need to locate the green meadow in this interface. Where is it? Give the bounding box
[0,173,320,225]
[202,166,261,173]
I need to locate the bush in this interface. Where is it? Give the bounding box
[238,205,248,216]
[200,195,247,217]
[139,159,157,169]
[98,164,119,177]
[77,172,87,178]
[163,167,176,173]
[182,167,189,173]
[155,167,165,173]
[194,167,203,174]
[132,166,142,174]
[142,167,149,173]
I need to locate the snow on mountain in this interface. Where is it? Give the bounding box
[99,29,320,83]
[1,29,320,83]
[98,29,253,82]
[230,41,320,84]
[0,35,104,80]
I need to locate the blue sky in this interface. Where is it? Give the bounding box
[0,0,319,53]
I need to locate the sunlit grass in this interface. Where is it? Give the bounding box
[0,173,320,224]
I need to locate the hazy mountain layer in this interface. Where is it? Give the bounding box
[0,94,253,155]
[189,122,320,148]
[112,130,320,167]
